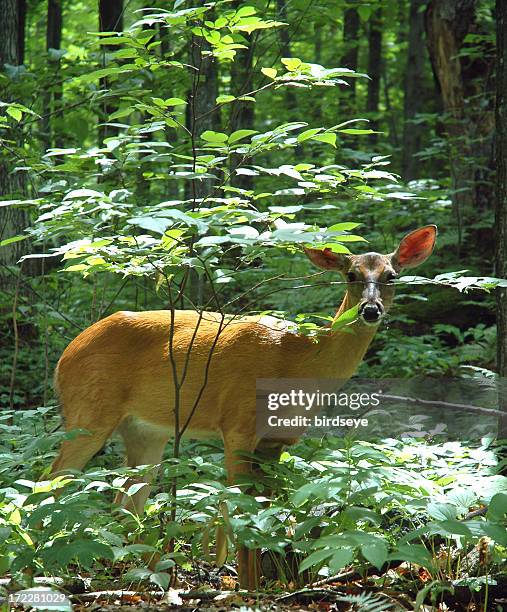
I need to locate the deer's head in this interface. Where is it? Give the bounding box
[305,225,437,326]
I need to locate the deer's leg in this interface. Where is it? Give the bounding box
[51,428,115,474]
[222,432,260,590]
[51,400,122,475]
[114,417,170,514]
[255,439,296,584]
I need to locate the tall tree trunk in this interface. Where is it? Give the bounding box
[0,0,19,71]
[0,0,32,406]
[340,4,359,115]
[402,0,426,180]
[0,0,28,276]
[276,0,297,120]
[188,34,219,202]
[313,22,324,123]
[17,0,26,63]
[42,0,63,149]
[185,33,219,307]
[425,0,477,252]
[366,7,382,145]
[230,3,254,191]
[98,0,123,142]
[495,0,507,439]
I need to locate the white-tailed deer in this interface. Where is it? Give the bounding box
[51,225,437,588]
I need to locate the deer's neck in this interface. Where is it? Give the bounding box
[295,291,378,380]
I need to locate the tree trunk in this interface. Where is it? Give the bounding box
[188,34,219,202]
[402,0,426,180]
[0,0,28,277]
[425,0,477,251]
[495,0,507,440]
[98,0,123,142]
[0,0,32,405]
[340,4,359,115]
[366,7,382,145]
[42,0,63,149]
[276,0,297,120]
[0,0,19,70]
[230,3,254,191]
[17,0,26,63]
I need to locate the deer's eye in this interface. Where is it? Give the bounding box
[347,272,357,282]
[385,271,397,283]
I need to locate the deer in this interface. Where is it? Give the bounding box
[50,224,437,589]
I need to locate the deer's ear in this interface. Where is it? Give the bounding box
[391,225,437,270]
[304,247,350,271]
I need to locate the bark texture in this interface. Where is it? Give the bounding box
[188,34,219,201]
[341,4,359,111]
[402,0,426,180]
[425,0,495,254]
[42,0,63,149]
[366,7,382,144]
[0,0,29,276]
[495,0,507,438]
[276,0,297,119]
[230,2,254,190]
[98,0,124,142]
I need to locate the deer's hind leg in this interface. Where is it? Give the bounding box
[220,431,260,590]
[51,399,122,475]
[114,416,170,514]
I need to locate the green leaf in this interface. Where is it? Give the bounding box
[228,129,258,144]
[6,106,22,121]
[201,130,228,143]
[109,107,134,120]
[329,548,354,573]
[311,133,336,147]
[333,235,366,242]
[331,304,359,331]
[328,222,361,232]
[338,128,376,135]
[427,502,457,521]
[65,264,87,272]
[298,548,333,573]
[389,544,435,571]
[150,572,171,590]
[236,5,257,17]
[319,242,350,254]
[261,67,277,79]
[0,235,28,248]
[216,94,236,104]
[361,541,388,570]
[488,492,507,520]
[482,522,507,546]
[127,217,172,235]
[64,189,103,199]
[435,520,472,538]
[297,128,322,142]
[166,97,186,106]
[281,57,302,71]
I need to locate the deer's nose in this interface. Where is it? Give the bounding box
[359,302,384,324]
